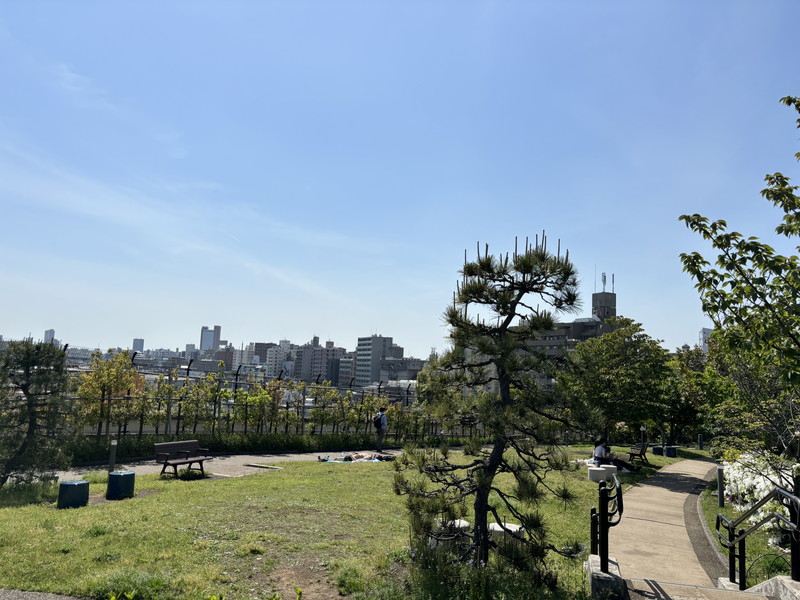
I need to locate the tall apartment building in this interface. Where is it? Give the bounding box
[355,335,404,387]
[292,337,347,383]
[200,325,221,352]
[263,340,294,378]
[293,336,320,381]
[337,353,357,387]
[44,329,55,344]
[700,328,713,353]
[132,338,144,353]
[253,342,277,363]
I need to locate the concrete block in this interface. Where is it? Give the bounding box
[601,465,618,479]
[589,467,607,482]
[585,554,626,600]
[748,575,800,600]
[488,522,522,539]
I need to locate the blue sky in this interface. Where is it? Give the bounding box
[1,1,798,358]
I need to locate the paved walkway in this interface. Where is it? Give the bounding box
[612,458,720,586]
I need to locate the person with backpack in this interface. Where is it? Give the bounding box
[373,407,388,452]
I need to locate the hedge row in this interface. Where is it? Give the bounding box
[68,432,488,464]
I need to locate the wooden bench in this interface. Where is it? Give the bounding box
[628,441,650,465]
[154,440,213,478]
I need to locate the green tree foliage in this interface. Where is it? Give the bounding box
[182,372,219,435]
[666,345,710,445]
[0,340,75,489]
[680,96,800,460]
[395,236,580,578]
[704,333,800,460]
[557,317,674,441]
[78,350,139,440]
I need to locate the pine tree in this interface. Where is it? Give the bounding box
[0,340,75,489]
[395,234,581,577]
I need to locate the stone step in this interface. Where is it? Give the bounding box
[627,579,777,600]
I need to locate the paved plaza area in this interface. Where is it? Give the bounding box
[56,450,328,481]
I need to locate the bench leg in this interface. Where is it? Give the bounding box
[187,461,206,476]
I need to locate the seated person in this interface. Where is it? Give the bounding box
[593,438,640,472]
[318,452,395,462]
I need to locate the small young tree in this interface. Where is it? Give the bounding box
[395,235,580,577]
[78,350,138,440]
[0,340,76,489]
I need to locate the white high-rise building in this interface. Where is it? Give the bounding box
[44,329,55,344]
[264,340,293,378]
[700,328,713,353]
[355,335,403,387]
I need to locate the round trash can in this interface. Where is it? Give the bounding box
[106,471,135,500]
[58,480,89,509]
[665,446,678,458]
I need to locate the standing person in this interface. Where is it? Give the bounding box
[373,407,388,452]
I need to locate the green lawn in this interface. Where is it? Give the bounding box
[0,446,687,600]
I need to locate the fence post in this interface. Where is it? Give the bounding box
[590,507,598,555]
[599,481,609,573]
[728,524,736,584]
[738,529,746,590]
[793,469,800,582]
[718,464,725,508]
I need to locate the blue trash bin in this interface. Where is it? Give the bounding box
[58,480,89,509]
[652,446,663,456]
[665,446,678,458]
[106,471,135,500]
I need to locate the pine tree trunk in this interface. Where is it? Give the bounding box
[473,437,506,565]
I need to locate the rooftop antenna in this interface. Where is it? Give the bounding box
[602,272,607,293]
[612,274,615,293]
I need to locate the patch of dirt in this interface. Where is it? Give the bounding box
[267,558,339,600]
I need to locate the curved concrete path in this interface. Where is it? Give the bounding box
[611,458,720,586]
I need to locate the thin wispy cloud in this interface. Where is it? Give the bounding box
[52,63,122,114]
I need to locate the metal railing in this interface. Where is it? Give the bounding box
[716,485,800,590]
[590,474,624,573]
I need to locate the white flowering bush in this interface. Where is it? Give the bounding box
[723,454,798,548]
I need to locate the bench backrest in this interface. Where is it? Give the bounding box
[154,440,203,460]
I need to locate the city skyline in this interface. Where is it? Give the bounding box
[2,3,798,359]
